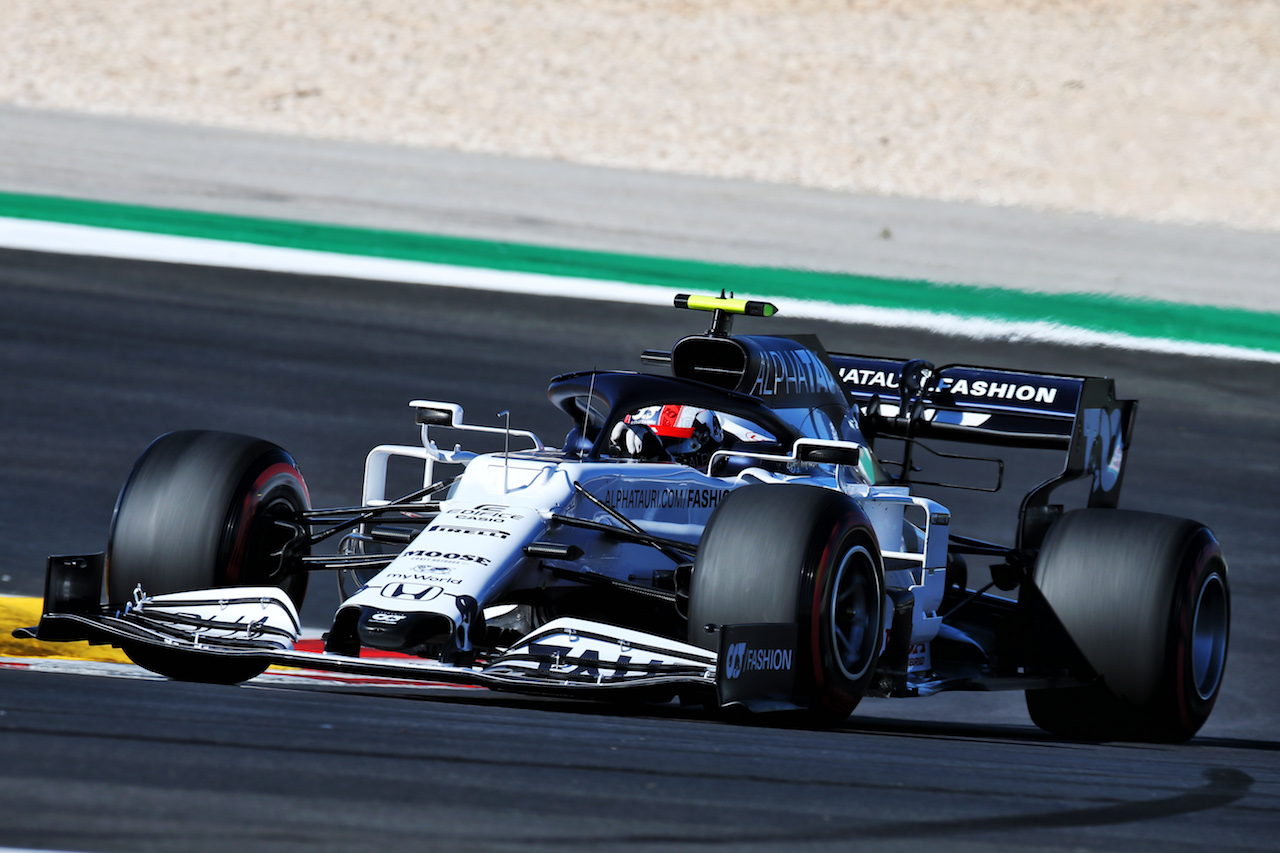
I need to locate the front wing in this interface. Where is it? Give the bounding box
[19,554,801,708]
[23,609,719,700]
[20,550,808,701]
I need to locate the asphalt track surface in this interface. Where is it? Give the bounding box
[1,249,1279,851]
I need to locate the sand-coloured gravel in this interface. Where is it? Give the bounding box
[2,1,1277,232]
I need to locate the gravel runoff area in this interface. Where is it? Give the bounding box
[2,1,1278,234]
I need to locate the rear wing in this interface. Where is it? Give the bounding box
[829,354,1138,551]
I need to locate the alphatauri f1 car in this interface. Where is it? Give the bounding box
[20,294,1229,741]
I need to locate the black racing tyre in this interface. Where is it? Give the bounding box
[106,430,312,684]
[689,484,885,725]
[1024,509,1229,743]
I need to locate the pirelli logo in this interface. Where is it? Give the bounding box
[430,525,510,540]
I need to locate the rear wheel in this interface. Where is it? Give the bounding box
[689,485,884,725]
[1024,509,1229,742]
[106,430,311,683]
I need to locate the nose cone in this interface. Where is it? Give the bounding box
[356,606,453,653]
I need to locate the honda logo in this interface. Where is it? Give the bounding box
[380,583,443,602]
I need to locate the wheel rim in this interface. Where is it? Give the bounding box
[246,496,302,584]
[1191,571,1228,700]
[829,544,878,681]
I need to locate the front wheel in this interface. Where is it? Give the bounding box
[1024,509,1229,742]
[688,485,885,725]
[106,430,312,683]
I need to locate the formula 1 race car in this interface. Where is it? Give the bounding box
[20,293,1230,741]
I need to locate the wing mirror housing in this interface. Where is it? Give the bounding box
[794,442,863,467]
[412,401,464,427]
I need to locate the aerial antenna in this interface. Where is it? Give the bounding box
[498,410,511,493]
[580,370,598,459]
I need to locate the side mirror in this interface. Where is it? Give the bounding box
[411,400,463,426]
[795,443,863,467]
[415,408,453,426]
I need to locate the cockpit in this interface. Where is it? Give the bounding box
[547,293,884,483]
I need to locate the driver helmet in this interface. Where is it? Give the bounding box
[643,404,723,465]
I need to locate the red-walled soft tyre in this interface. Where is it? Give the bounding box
[689,484,885,725]
[106,430,311,683]
[1025,509,1229,743]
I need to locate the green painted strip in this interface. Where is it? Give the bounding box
[2,190,1277,353]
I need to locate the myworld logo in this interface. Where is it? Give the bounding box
[724,642,794,680]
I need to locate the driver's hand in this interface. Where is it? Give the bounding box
[610,422,662,459]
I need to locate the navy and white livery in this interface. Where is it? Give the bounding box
[20,293,1230,741]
